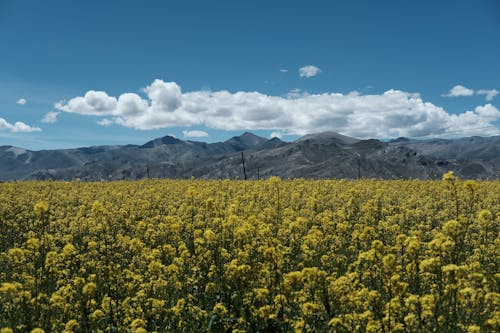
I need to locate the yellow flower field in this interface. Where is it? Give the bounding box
[0,176,499,332]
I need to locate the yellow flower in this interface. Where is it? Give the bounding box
[8,248,25,263]
[0,282,21,298]
[204,229,217,244]
[301,302,321,317]
[34,201,49,216]
[130,318,146,330]
[213,303,228,317]
[0,177,498,331]
[26,238,40,251]
[82,282,96,297]
[254,288,269,302]
[62,243,78,258]
[30,329,45,333]
[90,309,105,321]
[285,271,303,287]
[442,171,457,182]
[467,325,480,333]
[64,319,80,332]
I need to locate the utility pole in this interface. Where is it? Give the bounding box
[241,152,247,180]
[257,167,260,180]
[355,152,361,179]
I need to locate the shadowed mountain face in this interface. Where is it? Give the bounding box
[1,132,499,181]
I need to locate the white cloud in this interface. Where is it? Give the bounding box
[299,65,321,78]
[55,90,118,115]
[443,85,475,97]
[97,119,113,126]
[182,130,209,138]
[55,79,500,139]
[0,118,41,133]
[443,85,498,101]
[270,131,283,139]
[16,98,27,105]
[41,111,60,124]
[143,79,183,111]
[474,104,500,119]
[285,88,308,99]
[477,89,499,101]
[280,69,288,73]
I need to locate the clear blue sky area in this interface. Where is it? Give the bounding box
[0,0,499,149]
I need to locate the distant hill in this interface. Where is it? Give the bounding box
[1,132,499,180]
[296,131,360,145]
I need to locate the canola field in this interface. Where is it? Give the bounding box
[0,175,499,332]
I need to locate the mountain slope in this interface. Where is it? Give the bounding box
[0,133,499,181]
[296,131,360,145]
[225,132,269,150]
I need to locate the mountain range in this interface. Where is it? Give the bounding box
[1,132,499,181]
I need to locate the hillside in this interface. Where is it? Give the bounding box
[1,132,499,180]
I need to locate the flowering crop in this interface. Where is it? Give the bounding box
[0,177,498,332]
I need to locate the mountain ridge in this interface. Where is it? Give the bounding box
[1,132,499,181]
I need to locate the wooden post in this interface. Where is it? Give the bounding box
[241,152,247,180]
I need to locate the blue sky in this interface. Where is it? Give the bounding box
[0,0,499,149]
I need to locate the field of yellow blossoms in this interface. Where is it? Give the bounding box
[0,174,499,332]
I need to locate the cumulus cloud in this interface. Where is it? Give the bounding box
[144,79,182,111]
[182,130,209,138]
[16,98,27,105]
[443,85,475,97]
[298,65,321,78]
[55,90,117,115]
[474,104,500,120]
[477,89,499,101]
[55,79,500,139]
[0,118,41,133]
[41,111,60,124]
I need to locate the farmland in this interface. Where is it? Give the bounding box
[0,176,499,332]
